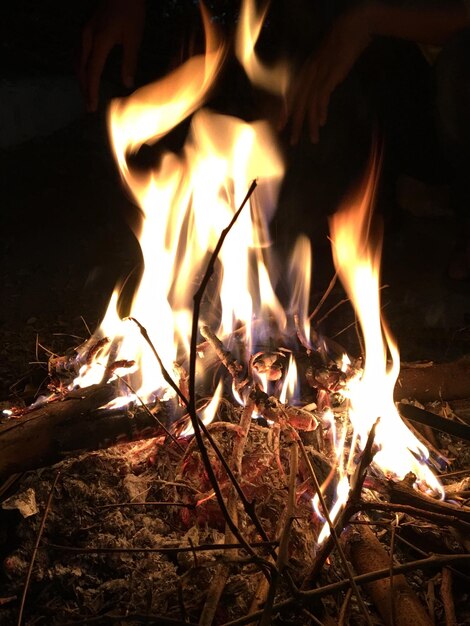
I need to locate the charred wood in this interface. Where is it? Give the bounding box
[0,384,172,481]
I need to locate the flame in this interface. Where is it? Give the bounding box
[74,0,286,410]
[235,0,290,96]
[279,354,298,404]
[179,381,223,438]
[64,0,444,549]
[289,235,312,345]
[329,154,441,494]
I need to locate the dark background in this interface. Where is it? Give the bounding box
[1,0,469,402]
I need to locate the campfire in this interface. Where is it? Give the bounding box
[1,2,469,625]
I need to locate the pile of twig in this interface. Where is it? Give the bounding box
[1,181,470,624]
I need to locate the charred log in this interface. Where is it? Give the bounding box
[0,385,172,481]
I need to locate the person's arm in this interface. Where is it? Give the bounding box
[287,1,470,144]
[79,0,146,112]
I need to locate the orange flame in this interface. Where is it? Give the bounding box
[329,153,441,494]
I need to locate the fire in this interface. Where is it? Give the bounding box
[74,0,285,406]
[65,0,442,542]
[329,153,442,494]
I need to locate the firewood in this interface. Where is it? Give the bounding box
[346,524,433,626]
[386,475,470,525]
[395,359,470,402]
[0,384,172,481]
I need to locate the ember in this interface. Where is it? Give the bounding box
[1,1,470,625]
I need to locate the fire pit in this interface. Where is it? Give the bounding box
[1,1,469,625]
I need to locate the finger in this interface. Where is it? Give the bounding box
[86,34,115,112]
[307,64,332,143]
[317,84,333,129]
[290,66,317,144]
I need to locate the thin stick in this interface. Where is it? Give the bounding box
[358,501,470,533]
[200,325,248,391]
[114,370,184,452]
[389,519,397,626]
[47,541,277,555]
[60,613,197,625]
[199,400,255,626]
[296,436,374,626]
[185,181,270,573]
[315,297,350,326]
[97,501,195,510]
[302,608,326,626]
[259,443,298,626]
[127,317,189,407]
[338,588,352,626]
[441,568,457,626]
[17,470,61,626]
[309,273,337,321]
[221,554,470,626]
[306,419,379,584]
[196,418,274,557]
[349,417,379,500]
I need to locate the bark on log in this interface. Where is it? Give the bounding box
[346,524,433,626]
[395,359,470,402]
[0,385,171,481]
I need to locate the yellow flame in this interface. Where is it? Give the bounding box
[289,235,312,344]
[235,0,290,96]
[279,354,298,404]
[74,0,285,406]
[329,155,440,493]
[179,381,223,438]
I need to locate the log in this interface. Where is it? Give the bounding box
[0,385,172,481]
[346,524,433,626]
[395,359,470,402]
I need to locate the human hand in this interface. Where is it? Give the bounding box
[79,0,145,112]
[286,6,373,143]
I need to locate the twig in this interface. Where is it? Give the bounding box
[427,578,436,625]
[17,470,61,626]
[114,370,184,452]
[200,325,248,392]
[97,501,195,510]
[47,541,278,555]
[185,180,273,576]
[390,519,398,626]
[441,568,457,626]
[302,608,326,626]
[193,413,275,558]
[60,613,198,625]
[386,477,470,524]
[358,501,470,533]
[296,436,374,626]
[127,317,189,406]
[259,443,298,626]
[349,417,379,500]
[308,273,337,322]
[199,399,255,626]
[221,554,470,626]
[393,533,470,583]
[338,588,352,626]
[315,297,350,327]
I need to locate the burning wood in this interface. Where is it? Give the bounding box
[1,1,469,624]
